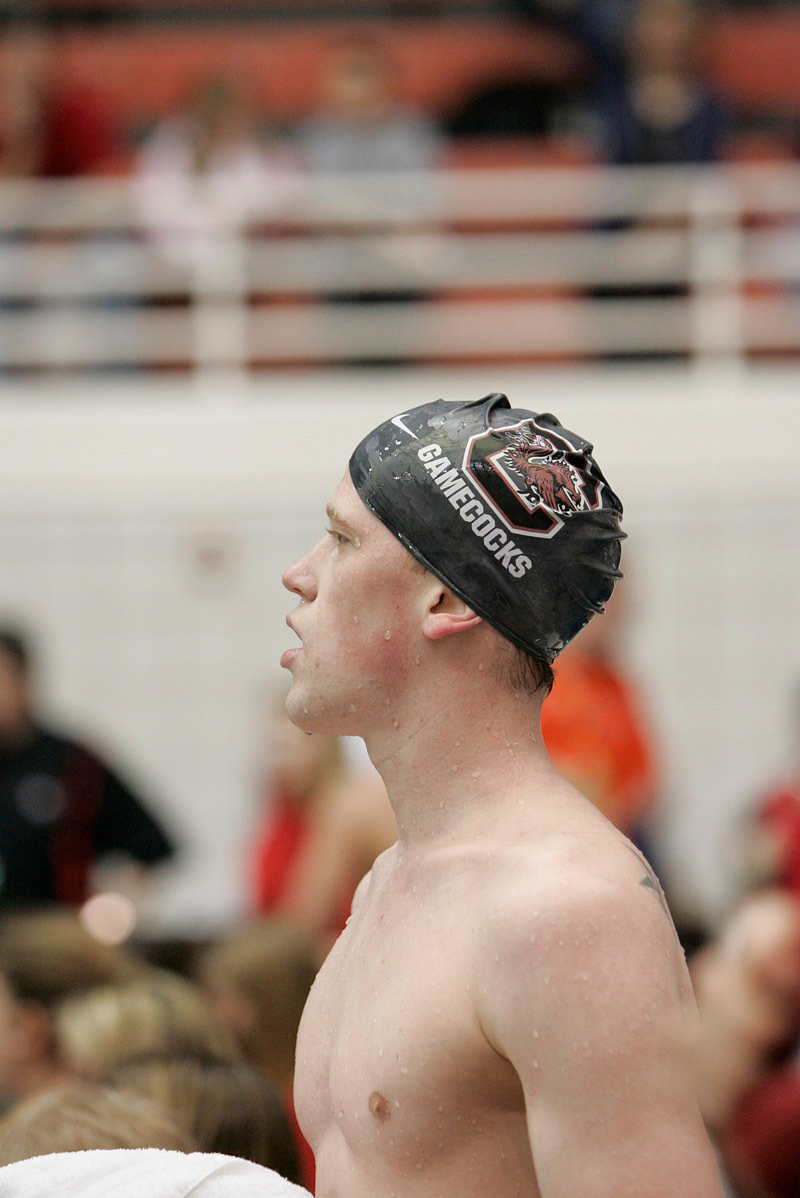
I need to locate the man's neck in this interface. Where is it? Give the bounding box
[362,675,552,850]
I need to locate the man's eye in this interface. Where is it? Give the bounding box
[326,528,348,546]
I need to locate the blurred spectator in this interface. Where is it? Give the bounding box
[595,0,728,166]
[299,34,442,177]
[691,889,800,1132]
[198,920,317,1096]
[723,1060,800,1198]
[0,908,142,1108]
[690,888,800,1197]
[134,75,296,271]
[0,26,117,178]
[110,1053,301,1184]
[513,0,728,163]
[696,683,800,1197]
[740,682,800,896]
[297,33,445,354]
[0,1084,196,1164]
[541,584,660,843]
[0,625,176,910]
[197,919,318,1190]
[248,698,395,942]
[54,970,237,1082]
[0,1148,312,1197]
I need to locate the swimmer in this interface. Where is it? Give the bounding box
[281,394,722,1196]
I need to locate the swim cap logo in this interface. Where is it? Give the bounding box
[464,419,603,539]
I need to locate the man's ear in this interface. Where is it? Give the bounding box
[421,584,483,642]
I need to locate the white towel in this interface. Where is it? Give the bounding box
[0,1148,313,1198]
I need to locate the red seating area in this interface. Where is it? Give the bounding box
[3,11,798,171]
[707,12,800,111]
[52,20,584,129]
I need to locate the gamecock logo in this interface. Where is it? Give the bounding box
[463,419,603,539]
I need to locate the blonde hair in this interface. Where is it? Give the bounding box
[0,1084,195,1164]
[55,970,237,1082]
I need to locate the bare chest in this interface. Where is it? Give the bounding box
[294,871,534,1193]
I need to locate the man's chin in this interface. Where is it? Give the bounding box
[285,689,354,738]
[285,690,327,735]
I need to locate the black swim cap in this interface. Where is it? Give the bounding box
[349,393,624,664]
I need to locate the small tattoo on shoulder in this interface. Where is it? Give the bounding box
[625,844,669,917]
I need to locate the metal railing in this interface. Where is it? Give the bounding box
[0,162,798,377]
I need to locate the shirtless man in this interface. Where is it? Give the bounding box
[281,393,722,1197]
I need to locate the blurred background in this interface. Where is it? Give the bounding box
[1,4,800,1193]
[0,0,798,945]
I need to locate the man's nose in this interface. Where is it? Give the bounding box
[282,544,319,602]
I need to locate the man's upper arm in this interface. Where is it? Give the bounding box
[479,878,723,1198]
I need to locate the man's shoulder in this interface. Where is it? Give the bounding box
[474,832,690,1062]
[479,829,678,973]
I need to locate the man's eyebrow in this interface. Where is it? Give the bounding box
[325,504,360,535]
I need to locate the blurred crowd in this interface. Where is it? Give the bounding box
[0,0,796,371]
[0,2,747,189]
[2,595,800,1196]
[0,1,795,190]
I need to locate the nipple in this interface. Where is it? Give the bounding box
[369,1091,391,1123]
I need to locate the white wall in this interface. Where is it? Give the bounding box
[0,363,798,933]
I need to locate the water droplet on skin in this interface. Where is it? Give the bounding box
[392,718,399,729]
[349,704,357,712]
[478,663,484,671]
[353,615,359,624]
[471,771,481,779]
[303,707,308,714]
[400,1065,408,1075]
[384,630,392,640]
[532,1059,539,1069]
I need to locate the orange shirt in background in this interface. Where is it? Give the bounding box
[542,650,658,836]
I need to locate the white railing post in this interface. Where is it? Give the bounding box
[688,170,746,374]
[188,222,249,399]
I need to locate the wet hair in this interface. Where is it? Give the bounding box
[0,628,30,674]
[0,1084,196,1165]
[110,1053,302,1183]
[503,644,555,698]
